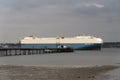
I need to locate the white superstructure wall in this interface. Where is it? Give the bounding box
[20,36,103,44]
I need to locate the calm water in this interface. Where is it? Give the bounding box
[0,48,120,80]
[0,48,120,67]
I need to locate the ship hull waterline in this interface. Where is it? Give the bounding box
[20,43,102,50]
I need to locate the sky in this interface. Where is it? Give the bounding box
[0,0,120,42]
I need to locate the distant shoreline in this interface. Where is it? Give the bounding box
[1,42,120,48]
[102,42,120,48]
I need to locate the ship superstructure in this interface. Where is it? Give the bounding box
[20,36,103,50]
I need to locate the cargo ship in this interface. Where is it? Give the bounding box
[19,36,103,50]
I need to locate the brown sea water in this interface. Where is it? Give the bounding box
[0,48,120,80]
[0,48,119,67]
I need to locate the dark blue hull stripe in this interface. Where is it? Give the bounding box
[21,43,102,50]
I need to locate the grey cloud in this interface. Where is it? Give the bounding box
[71,0,120,15]
[0,0,120,42]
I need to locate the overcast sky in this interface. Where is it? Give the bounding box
[0,0,120,42]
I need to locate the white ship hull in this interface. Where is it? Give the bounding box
[20,36,103,50]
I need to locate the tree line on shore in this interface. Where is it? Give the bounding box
[0,42,120,48]
[102,42,120,48]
